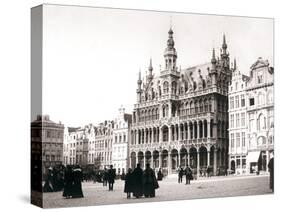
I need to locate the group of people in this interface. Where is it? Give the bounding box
[101,165,116,191]
[124,163,159,198]
[177,165,193,185]
[43,166,64,192]
[62,165,84,198]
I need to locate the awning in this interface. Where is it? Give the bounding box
[247,151,261,163]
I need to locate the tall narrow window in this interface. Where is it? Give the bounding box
[236,133,240,148]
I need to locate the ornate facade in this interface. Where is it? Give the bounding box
[228,57,274,175]
[94,120,114,169]
[112,106,132,174]
[31,115,64,175]
[130,28,232,176]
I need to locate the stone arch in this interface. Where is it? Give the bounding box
[189,147,197,169]
[130,152,136,168]
[162,125,169,142]
[137,151,144,169]
[152,150,160,168]
[171,149,179,171]
[145,150,152,166]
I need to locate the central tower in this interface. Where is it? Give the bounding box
[164,28,177,71]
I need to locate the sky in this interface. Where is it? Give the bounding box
[40,4,274,127]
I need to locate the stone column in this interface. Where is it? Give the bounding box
[168,152,172,175]
[197,151,200,176]
[159,128,162,143]
[144,155,146,167]
[143,128,147,144]
[151,128,154,143]
[197,121,200,139]
[178,152,180,167]
[266,151,270,172]
[213,148,217,175]
[168,126,172,142]
[207,150,210,166]
[159,153,162,168]
[136,130,139,144]
[187,153,190,166]
[178,125,181,141]
[207,121,211,138]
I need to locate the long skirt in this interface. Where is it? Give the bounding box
[71,182,84,198]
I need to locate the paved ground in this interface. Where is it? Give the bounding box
[43,175,273,208]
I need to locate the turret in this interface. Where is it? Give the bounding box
[220,34,230,69]
[137,70,142,103]
[210,48,217,86]
[164,27,177,70]
[147,58,153,81]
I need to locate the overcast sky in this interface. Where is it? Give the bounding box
[41,4,273,127]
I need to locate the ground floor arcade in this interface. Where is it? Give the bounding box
[130,145,227,176]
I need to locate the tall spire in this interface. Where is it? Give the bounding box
[222,33,227,54]
[211,48,217,64]
[148,58,153,80]
[138,69,142,85]
[233,58,237,70]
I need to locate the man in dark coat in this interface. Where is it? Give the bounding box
[132,163,143,198]
[185,165,193,185]
[143,163,159,198]
[72,165,84,198]
[107,165,116,191]
[268,153,274,192]
[157,168,163,181]
[62,165,73,198]
[178,167,184,183]
[124,168,134,198]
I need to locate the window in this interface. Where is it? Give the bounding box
[235,82,238,90]
[230,114,234,128]
[257,74,263,84]
[242,132,245,147]
[123,135,126,142]
[230,97,234,109]
[241,95,245,107]
[236,157,241,168]
[236,113,240,127]
[235,96,239,108]
[241,113,245,127]
[242,156,246,169]
[249,98,255,106]
[236,133,240,148]
[231,133,234,149]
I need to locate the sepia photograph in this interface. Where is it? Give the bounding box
[31,4,274,208]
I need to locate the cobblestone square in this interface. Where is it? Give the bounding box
[43,175,272,208]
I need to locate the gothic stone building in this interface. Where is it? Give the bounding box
[130,28,231,176]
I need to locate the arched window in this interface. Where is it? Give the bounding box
[171,81,177,95]
[268,90,273,104]
[163,81,169,94]
[258,92,264,105]
[257,113,266,131]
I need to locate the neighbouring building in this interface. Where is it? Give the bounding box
[228,61,249,175]
[112,106,132,175]
[31,115,64,175]
[130,27,232,176]
[246,58,274,174]
[94,120,114,169]
[228,57,274,175]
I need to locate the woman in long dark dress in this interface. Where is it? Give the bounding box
[132,163,143,198]
[124,168,134,198]
[143,163,159,198]
[62,165,73,198]
[72,166,84,198]
[43,167,54,192]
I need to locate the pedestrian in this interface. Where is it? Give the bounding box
[102,168,108,187]
[185,165,193,185]
[124,168,134,198]
[132,163,143,198]
[72,165,84,198]
[143,163,159,198]
[62,165,73,198]
[268,152,274,192]
[107,165,116,191]
[43,167,54,192]
[157,168,163,181]
[206,166,212,177]
[178,167,184,183]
